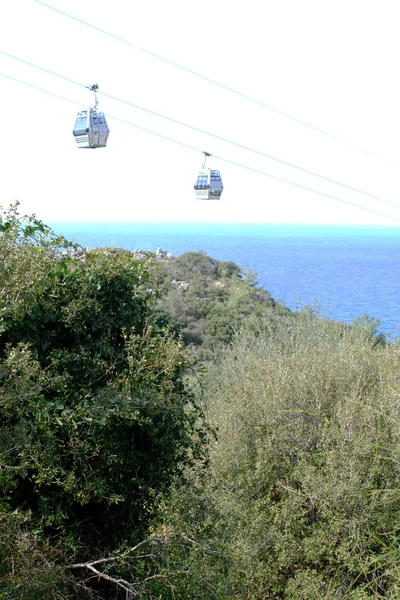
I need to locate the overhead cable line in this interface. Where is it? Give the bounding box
[33,0,399,168]
[2,70,399,225]
[0,50,83,89]
[97,91,400,210]
[2,49,399,211]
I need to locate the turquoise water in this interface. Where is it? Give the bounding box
[50,222,400,337]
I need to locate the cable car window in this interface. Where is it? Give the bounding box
[75,117,87,129]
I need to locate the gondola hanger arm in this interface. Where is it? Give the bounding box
[86,83,99,109]
[202,151,211,170]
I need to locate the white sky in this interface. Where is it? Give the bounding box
[1,0,400,224]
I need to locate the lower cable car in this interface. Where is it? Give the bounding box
[73,84,109,149]
[194,151,223,200]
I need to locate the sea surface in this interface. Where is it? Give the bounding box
[50,222,400,338]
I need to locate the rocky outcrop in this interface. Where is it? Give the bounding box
[155,247,173,259]
[172,279,190,291]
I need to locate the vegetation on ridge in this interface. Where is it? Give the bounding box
[148,248,290,358]
[1,203,400,599]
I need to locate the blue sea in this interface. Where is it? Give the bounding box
[50,222,400,338]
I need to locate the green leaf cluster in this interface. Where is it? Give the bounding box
[157,314,400,598]
[0,205,204,596]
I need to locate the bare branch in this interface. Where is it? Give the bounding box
[71,536,166,570]
[81,563,134,596]
[71,535,216,597]
[71,537,170,598]
[181,533,219,555]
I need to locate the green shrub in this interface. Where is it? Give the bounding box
[0,205,205,597]
[162,313,400,599]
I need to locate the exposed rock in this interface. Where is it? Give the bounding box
[155,248,173,259]
[172,279,190,291]
[130,249,152,260]
[128,248,174,261]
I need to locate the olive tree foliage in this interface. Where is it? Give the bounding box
[0,204,205,596]
[158,313,400,599]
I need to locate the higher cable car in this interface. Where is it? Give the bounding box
[194,151,223,200]
[73,84,110,149]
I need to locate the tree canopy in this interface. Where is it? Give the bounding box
[0,204,204,596]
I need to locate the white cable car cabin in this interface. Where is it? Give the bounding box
[194,152,223,200]
[73,84,109,149]
[73,109,109,148]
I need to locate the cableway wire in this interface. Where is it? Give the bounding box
[1,49,399,211]
[33,0,399,168]
[1,70,400,225]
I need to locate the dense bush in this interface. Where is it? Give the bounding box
[159,313,400,599]
[0,205,204,596]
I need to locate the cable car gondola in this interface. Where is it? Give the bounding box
[73,84,109,149]
[194,151,223,200]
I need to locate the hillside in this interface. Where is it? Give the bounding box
[2,206,399,599]
[141,247,290,358]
